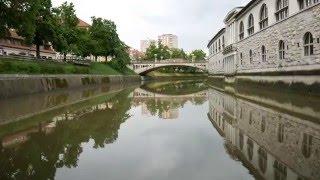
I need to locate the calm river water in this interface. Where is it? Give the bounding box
[0,80,319,180]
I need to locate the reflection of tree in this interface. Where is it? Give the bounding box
[144,99,186,117]
[137,81,208,118]
[0,90,133,180]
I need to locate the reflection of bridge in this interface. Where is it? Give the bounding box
[128,59,208,75]
[131,88,208,99]
[131,88,208,120]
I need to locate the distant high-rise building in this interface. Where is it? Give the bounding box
[140,39,156,53]
[158,34,178,49]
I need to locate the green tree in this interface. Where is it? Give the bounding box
[0,0,31,37]
[52,2,79,61]
[144,41,171,61]
[189,49,206,61]
[144,42,158,61]
[74,28,92,58]
[171,48,187,59]
[89,17,121,61]
[109,41,131,71]
[19,0,57,59]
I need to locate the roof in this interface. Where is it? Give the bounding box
[77,18,90,28]
[224,7,243,23]
[8,29,24,40]
[207,28,226,48]
[235,0,259,19]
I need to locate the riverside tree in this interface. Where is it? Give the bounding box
[171,48,187,59]
[144,41,171,61]
[189,49,206,61]
[52,2,79,61]
[89,17,120,61]
[26,0,56,59]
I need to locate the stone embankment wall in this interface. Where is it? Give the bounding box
[0,74,141,99]
[209,75,320,96]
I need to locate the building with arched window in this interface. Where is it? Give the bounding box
[260,4,268,29]
[207,0,320,89]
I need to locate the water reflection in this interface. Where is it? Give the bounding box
[0,89,134,179]
[132,81,208,119]
[0,80,319,180]
[208,88,320,180]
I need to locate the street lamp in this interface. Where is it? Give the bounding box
[154,54,157,62]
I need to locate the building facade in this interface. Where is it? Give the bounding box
[0,18,106,61]
[140,39,156,53]
[207,0,320,76]
[0,29,56,59]
[158,34,178,49]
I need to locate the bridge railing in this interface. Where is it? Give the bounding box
[130,59,207,64]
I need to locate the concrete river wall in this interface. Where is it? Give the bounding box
[0,74,141,99]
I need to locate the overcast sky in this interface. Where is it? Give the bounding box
[52,0,251,52]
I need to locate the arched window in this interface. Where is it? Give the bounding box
[279,40,285,60]
[247,139,254,161]
[278,123,285,143]
[249,50,253,63]
[260,4,268,29]
[304,32,314,56]
[299,0,319,10]
[248,14,255,35]
[261,116,266,132]
[274,160,287,180]
[261,45,267,62]
[218,39,221,51]
[276,0,289,21]
[239,21,244,40]
[258,148,268,174]
[215,42,217,52]
[222,36,225,48]
[302,133,313,158]
[239,131,244,150]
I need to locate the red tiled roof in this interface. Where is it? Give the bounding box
[8,29,24,40]
[77,18,90,28]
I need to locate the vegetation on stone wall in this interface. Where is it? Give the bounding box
[0,58,135,75]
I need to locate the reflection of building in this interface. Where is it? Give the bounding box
[158,34,178,49]
[208,88,320,180]
[128,47,144,61]
[160,108,179,120]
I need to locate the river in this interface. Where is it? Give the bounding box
[0,80,319,180]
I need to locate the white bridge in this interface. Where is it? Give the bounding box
[128,59,208,75]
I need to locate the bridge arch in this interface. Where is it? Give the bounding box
[129,59,208,75]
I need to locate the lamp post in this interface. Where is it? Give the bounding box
[154,54,157,63]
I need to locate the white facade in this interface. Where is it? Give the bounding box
[207,0,320,76]
[158,34,178,49]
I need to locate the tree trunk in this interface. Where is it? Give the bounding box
[36,44,40,59]
[63,53,67,61]
[95,56,97,62]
